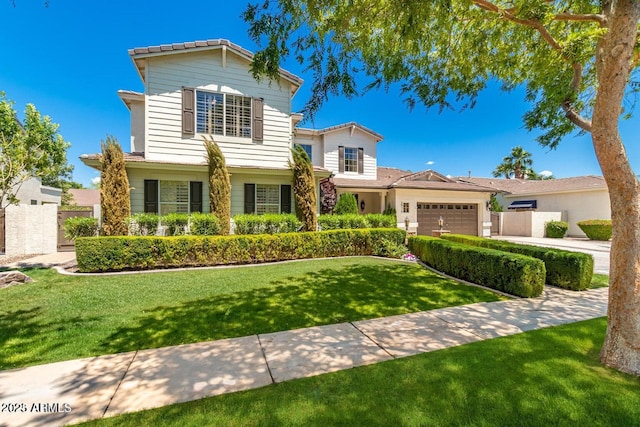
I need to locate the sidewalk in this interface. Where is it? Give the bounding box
[1,252,77,270]
[0,285,608,427]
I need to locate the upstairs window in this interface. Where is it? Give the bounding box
[296,144,313,161]
[196,91,252,138]
[338,146,364,174]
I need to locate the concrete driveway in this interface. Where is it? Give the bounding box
[492,236,610,274]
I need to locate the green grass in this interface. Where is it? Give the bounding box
[0,257,505,370]
[74,318,640,427]
[591,273,609,289]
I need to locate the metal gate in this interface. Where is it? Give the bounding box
[417,203,479,236]
[58,208,93,252]
[490,212,500,235]
[0,209,5,254]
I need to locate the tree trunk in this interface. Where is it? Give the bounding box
[592,0,640,376]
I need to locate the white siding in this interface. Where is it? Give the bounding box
[144,50,293,168]
[293,133,324,167]
[127,167,210,214]
[323,128,377,179]
[130,101,145,153]
[230,172,294,216]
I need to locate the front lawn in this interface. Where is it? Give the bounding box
[0,257,506,370]
[75,318,640,427]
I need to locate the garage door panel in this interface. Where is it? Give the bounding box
[417,203,478,236]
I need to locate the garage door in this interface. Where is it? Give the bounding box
[417,203,478,236]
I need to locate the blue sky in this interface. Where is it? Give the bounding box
[2,1,638,187]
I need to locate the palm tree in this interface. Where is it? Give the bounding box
[492,146,534,179]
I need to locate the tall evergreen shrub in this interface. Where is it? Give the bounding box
[334,193,358,215]
[100,136,130,236]
[204,136,231,235]
[290,144,317,231]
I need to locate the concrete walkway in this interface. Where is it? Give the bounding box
[0,285,608,427]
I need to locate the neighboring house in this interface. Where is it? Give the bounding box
[67,189,100,208]
[80,38,494,236]
[461,176,611,237]
[4,177,62,207]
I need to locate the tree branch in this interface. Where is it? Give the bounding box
[554,13,607,25]
[472,0,593,132]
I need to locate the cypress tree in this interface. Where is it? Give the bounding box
[100,136,130,236]
[290,144,317,231]
[204,136,231,235]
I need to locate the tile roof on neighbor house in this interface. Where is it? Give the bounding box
[68,189,100,206]
[127,39,303,89]
[296,122,384,142]
[333,167,496,192]
[459,176,607,196]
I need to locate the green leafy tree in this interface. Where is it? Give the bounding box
[100,136,130,236]
[290,144,317,231]
[492,146,535,179]
[204,136,231,234]
[244,1,640,375]
[0,92,77,207]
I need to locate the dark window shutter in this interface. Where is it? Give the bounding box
[280,185,292,214]
[338,146,345,173]
[190,181,203,213]
[358,147,364,174]
[244,183,256,214]
[182,88,195,135]
[252,98,264,142]
[144,180,158,213]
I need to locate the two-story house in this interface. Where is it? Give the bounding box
[81,39,495,236]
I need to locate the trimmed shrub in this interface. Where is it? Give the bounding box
[577,219,612,241]
[129,213,160,236]
[382,204,397,216]
[546,220,569,238]
[318,214,396,230]
[291,145,317,231]
[190,213,221,236]
[63,216,99,240]
[409,236,545,298]
[441,234,593,291]
[162,213,189,236]
[334,193,358,215]
[373,238,407,259]
[204,137,231,235]
[233,214,302,235]
[75,228,406,272]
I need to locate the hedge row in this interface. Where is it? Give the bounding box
[408,236,545,298]
[318,214,397,230]
[233,214,301,235]
[76,228,406,273]
[577,219,612,241]
[440,234,593,291]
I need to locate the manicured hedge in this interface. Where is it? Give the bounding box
[545,221,568,238]
[440,234,593,291]
[318,214,397,230]
[408,236,545,298]
[76,228,406,273]
[577,219,612,241]
[233,214,302,235]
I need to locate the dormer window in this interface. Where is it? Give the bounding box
[196,91,252,138]
[338,146,364,174]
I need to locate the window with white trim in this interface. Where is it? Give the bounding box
[402,202,410,213]
[159,181,189,215]
[344,147,358,172]
[296,144,313,161]
[256,184,280,214]
[196,91,252,137]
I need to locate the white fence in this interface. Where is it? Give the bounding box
[497,211,562,238]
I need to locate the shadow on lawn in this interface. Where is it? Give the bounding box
[98,262,499,355]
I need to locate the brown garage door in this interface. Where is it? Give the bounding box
[417,203,478,236]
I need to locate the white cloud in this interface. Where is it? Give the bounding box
[426,160,435,165]
[91,176,101,185]
[539,170,553,177]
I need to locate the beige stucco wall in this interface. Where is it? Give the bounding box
[5,204,58,256]
[503,189,610,236]
[500,211,562,237]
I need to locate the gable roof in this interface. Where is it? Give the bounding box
[460,176,607,196]
[128,39,303,94]
[296,122,384,142]
[333,167,495,192]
